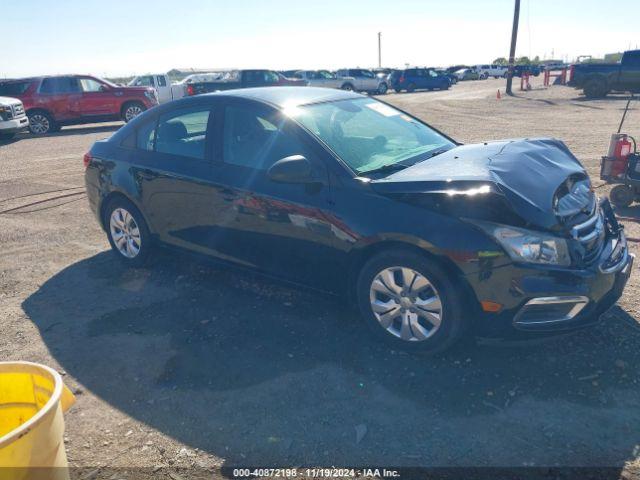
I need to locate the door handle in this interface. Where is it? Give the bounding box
[138,169,158,181]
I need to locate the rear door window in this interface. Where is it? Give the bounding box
[156,76,167,87]
[155,107,212,160]
[39,77,80,94]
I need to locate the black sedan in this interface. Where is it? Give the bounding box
[84,87,633,354]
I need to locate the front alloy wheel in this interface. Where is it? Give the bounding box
[123,104,144,122]
[369,267,442,341]
[356,250,468,354]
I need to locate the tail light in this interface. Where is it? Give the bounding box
[83,152,92,168]
[186,84,195,96]
[569,65,575,82]
[399,76,405,83]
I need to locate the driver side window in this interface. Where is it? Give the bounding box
[80,78,104,92]
[223,104,307,171]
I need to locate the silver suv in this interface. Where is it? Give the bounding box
[335,68,388,94]
[288,70,357,90]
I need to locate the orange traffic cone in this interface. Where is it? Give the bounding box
[496,89,501,99]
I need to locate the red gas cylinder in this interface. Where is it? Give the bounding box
[611,135,632,177]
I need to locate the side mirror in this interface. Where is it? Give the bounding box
[267,155,316,184]
[99,84,110,92]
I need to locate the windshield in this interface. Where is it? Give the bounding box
[292,98,455,174]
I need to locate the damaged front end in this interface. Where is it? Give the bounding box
[371,138,628,271]
[370,138,633,335]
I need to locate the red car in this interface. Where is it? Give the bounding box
[0,75,158,134]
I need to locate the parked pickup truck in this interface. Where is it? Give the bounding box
[0,96,29,140]
[128,74,185,104]
[287,70,357,90]
[185,69,307,96]
[569,50,640,98]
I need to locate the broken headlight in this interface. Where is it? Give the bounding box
[470,221,571,266]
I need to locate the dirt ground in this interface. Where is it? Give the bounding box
[1,78,639,479]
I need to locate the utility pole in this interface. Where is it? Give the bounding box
[378,32,382,68]
[505,0,520,96]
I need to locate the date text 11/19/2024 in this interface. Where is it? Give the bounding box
[229,468,400,478]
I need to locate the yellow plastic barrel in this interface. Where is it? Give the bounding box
[0,362,75,480]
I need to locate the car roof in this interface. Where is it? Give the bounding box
[204,86,363,108]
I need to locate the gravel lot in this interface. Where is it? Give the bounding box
[1,78,639,478]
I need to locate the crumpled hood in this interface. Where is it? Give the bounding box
[371,138,590,230]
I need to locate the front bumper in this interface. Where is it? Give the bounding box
[468,229,634,338]
[0,116,29,134]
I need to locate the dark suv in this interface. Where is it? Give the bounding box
[0,75,159,134]
[389,68,450,93]
[84,87,633,354]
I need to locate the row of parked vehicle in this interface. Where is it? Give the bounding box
[0,62,549,138]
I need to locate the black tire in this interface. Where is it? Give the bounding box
[394,88,403,93]
[584,78,608,99]
[609,185,634,208]
[27,110,57,135]
[377,82,388,95]
[121,102,146,123]
[356,249,469,354]
[406,83,416,93]
[103,197,152,267]
[341,83,355,92]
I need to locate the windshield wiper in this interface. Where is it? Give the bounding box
[359,163,410,176]
[429,148,450,158]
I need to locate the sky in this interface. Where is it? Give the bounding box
[2,0,639,78]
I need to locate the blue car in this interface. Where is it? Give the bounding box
[389,68,450,93]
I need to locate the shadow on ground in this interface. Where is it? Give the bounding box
[22,250,640,468]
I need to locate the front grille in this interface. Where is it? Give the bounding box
[570,202,606,264]
[12,104,25,117]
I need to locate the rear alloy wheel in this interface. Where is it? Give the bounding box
[28,111,55,135]
[406,83,416,93]
[609,185,635,208]
[341,83,355,92]
[377,82,388,95]
[122,102,145,122]
[357,250,468,354]
[105,198,152,267]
